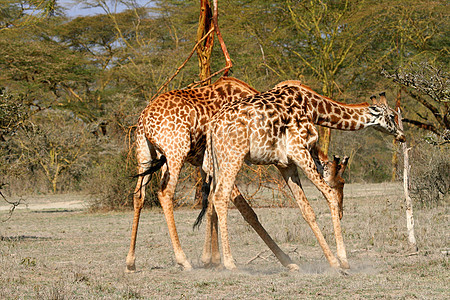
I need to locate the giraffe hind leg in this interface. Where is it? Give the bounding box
[158,157,193,270]
[230,186,299,271]
[126,142,163,272]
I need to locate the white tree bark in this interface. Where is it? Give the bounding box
[398,109,418,250]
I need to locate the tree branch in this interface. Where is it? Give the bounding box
[403,88,447,129]
[402,118,440,135]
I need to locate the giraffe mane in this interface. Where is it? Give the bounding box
[300,84,371,108]
[272,80,371,108]
[274,80,303,88]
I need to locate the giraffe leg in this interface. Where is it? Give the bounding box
[126,135,153,273]
[230,186,299,271]
[200,170,221,268]
[290,149,349,269]
[210,207,220,265]
[211,157,248,270]
[277,163,341,269]
[158,160,193,270]
[126,173,150,273]
[201,199,221,267]
[213,179,237,270]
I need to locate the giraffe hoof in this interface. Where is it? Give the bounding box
[182,264,193,271]
[179,261,193,271]
[287,263,300,272]
[337,268,350,276]
[203,261,221,269]
[339,260,350,269]
[125,265,137,273]
[224,263,237,271]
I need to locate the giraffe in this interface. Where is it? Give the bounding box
[126,77,299,273]
[201,80,405,271]
[198,143,349,269]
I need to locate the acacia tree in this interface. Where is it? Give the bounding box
[383,62,449,145]
[13,111,96,193]
[0,0,57,31]
[269,0,383,155]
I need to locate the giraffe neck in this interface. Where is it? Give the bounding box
[307,92,372,131]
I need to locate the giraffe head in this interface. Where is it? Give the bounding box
[368,92,406,142]
[322,155,348,220]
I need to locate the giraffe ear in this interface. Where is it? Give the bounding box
[370,95,377,105]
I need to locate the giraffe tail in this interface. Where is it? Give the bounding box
[193,128,217,229]
[132,155,167,185]
[193,175,212,229]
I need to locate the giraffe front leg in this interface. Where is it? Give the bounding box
[126,174,148,273]
[199,169,221,268]
[126,135,153,273]
[327,194,349,269]
[201,199,221,267]
[200,202,212,266]
[292,150,349,270]
[277,164,341,269]
[159,164,192,271]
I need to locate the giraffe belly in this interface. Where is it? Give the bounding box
[247,132,288,166]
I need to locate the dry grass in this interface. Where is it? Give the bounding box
[0,183,448,299]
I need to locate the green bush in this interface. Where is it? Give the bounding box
[409,139,449,207]
[84,151,160,211]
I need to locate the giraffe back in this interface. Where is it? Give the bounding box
[138,77,258,165]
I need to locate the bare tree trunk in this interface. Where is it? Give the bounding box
[196,0,214,84]
[193,0,215,207]
[391,89,402,181]
[398,109,418,251]
[317,83,333,156]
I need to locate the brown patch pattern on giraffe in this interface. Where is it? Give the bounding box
[202,81,405,271]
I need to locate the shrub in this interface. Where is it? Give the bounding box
[1,109,97,195]
[85,151,160,211]
[409,138,449,207]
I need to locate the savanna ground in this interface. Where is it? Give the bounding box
[0,182,448,299]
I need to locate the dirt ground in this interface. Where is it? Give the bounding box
[0,182,448,299]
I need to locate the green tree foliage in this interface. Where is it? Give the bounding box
[0,0,447,201]
[0,0,57,30]
[0,26,96,116]
[0,88,29,139]
[11,111,97,193]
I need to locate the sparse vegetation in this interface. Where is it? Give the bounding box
[409,140,449,207]
[85,151,160,211]
[0,184,448,298]
[0,1,448,298]
[0,0,447,210]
